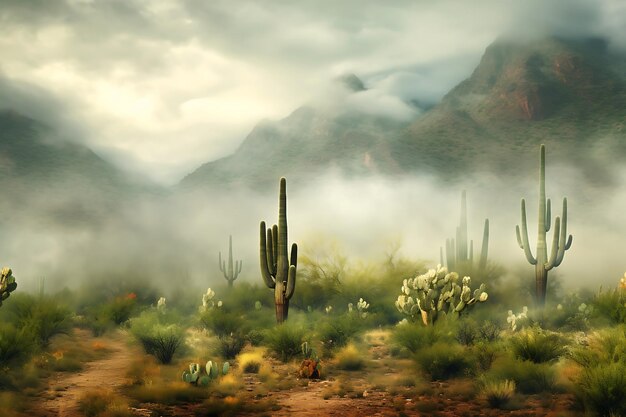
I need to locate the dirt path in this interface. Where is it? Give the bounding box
[36,329,139,417]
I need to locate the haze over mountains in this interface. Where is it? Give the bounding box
[181,36,626,190]
[0,35,625,290]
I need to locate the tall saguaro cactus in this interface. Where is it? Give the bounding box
[260,177,298,324]
[219,235,242,287]
[441,191,489,274]
[516,144,573,306]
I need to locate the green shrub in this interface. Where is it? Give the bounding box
[218,335,246,359]
[478,320,501,342]
[480,379,516,409]
[392,322,450,355]
[509,327,565,363]
[130,311,185,364]
[455,319,478,346]
[264,323,305,362]
[5,294,72,347]
[0,323,36,365]
[316,314,364,356]
[470,341,502,372]
[98,295,137,325]
[592,288,626,324]
[487,357,557,394]
[414,342,472,380]
[199,309,245,338]
[569,327,626,368]
[575,362,626,417]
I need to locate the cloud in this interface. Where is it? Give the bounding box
[0,0,623,183]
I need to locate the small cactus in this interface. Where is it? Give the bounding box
[219,235,242,288]
[395,265,488,326]
[0,267,17,307]
[182,360,230,385]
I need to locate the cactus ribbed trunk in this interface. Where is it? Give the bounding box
[516,144,572,307]
[442,191,489,275]
[219,235,242,288]
[260,178,298,324]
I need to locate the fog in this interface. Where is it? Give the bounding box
[3,161,625,298]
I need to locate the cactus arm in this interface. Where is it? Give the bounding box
[555,198,572,266]
[218,252,227,277]
[516,199,537,265]
[285,265,297,299]
[545,217,561,270]
[478,219,489,271]
[289,243,298,268]
[545,199,551,232]
[259,221,275,288]
[271,224,278,273]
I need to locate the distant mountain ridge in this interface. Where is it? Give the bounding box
[0,110,149,225]
[181,37,626,190]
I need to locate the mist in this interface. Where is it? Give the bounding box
[3,159,625,298]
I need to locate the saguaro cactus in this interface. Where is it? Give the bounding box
[441,191,489,274]
[516,144,572,306]
[219,235,242,287]
[260,177,298,324]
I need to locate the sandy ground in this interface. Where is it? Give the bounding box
[35,329,140,417]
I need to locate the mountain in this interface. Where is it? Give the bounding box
[179,76,408,190]
[0,110,148,226]
[183,36,626,190]
[390,37,626,180]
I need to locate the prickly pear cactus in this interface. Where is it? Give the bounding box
[0,267,17,307]
[182,360,230,386]
[395,265,488,326]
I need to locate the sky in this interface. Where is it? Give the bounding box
[0,0,624,184]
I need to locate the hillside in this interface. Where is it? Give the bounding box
[181,37,626,190]
[390,37,626,181]
[0,110,148,226]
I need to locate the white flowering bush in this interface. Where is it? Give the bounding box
[506,306,528,331]
[395,265,488,326]
[200,288,222,312]
[348,298,370,319]
[157,296,167,313]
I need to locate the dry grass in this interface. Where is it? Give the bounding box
[77,389,133,417]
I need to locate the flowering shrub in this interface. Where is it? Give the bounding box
[507,307,529,331]
[395,265,488,326]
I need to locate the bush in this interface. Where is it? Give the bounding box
[5,294,72,347]
[487,357,557,394]
[592,288,626,324]
[478,320,501,342]
[95,294,138,326]
[414,342,472,380]
[392,322,450,355]
[455,319,478,346]
[509,327,565,363]
[264,323,305,362]
[569,327,626,368]
[316,314,364,356]
[237,351,264,374]
[130,311,185,364]
[480,379,516,409]
[470,341,502,372]
[575,362,626,416]
[335,344,366,371]
[0,323,36,365]
[218,335,246,359]
[199,309,245,338]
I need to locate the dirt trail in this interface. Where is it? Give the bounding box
[36,329,139,417]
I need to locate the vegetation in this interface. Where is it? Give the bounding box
[260,177,299,323]
[219,235,242,288]
[515,144,573,306]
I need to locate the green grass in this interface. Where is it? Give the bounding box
[263,323,306,362]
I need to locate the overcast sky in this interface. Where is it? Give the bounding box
[1,0,624,184]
